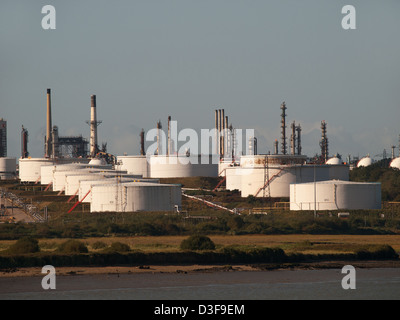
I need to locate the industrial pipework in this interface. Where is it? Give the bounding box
[320,120,329,163]
[280,102,287,155]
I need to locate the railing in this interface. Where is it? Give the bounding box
[0,189,45,222]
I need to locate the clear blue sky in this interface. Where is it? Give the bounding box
[1,0,399,160]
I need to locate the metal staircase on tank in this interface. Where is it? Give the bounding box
[254,168,284,198]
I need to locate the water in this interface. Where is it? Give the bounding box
[0,268,399,300]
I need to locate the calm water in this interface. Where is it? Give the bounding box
[0,268,399,300]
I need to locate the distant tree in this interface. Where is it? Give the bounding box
[180,235,215,251]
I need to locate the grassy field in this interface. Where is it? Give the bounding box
[2,234,400,255]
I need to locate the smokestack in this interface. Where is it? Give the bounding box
[21,126,29,159]
[156,120,162,155]
[274,139,279,155]
[167,116,171,156]
[221,109,225,157]
[218,109,222,157]
[224,115,228,158]
[45,88,52,158]
[90,95,98,157]
[215,110,218,155]
[140,129,145,156]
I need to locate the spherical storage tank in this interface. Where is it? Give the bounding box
[357,156,373,168]
[326,157,342,165]
[290,180,381,211]
[90,182,181,212]
[0,157,16,179]
[390,157,400,170]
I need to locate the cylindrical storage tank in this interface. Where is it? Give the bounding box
[19,158,90,183]
[117,155,149,177]
[79,178,116,203]
[40,163,88,186]
[149,155,218,178]
[90,182,181,212]
[65,172,110,195]
[53,168,99,192]
[19,158,54,182]
[239,165,333,198]
[225,167,243,191]
[390,157,400,170]
[0,157,17,179]
[79,177,158,203]
[218,159,239,177]
[290,181,381,211]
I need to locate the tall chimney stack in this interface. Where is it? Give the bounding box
[90,95,98,157]
[167,116,171,156]
[140,129,145,156]
[45,88,52,158]
[214,110,218,155]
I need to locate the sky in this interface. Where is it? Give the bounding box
[1,0,399,161]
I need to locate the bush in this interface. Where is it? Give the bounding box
[180,235,215,251]
[57,240,88,254]
[110,242,131,252]
[5,237,40,255]
[91,241,107,250]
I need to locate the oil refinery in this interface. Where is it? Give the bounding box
[0,88,399,215]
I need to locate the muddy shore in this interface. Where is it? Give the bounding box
[1,260,399,278]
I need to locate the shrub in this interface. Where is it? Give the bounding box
[110,242,131,252]
[91,241,107,250]
[57,240,88,254]
[6,237,40,255]
[180,235,215,251]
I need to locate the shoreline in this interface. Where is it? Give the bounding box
[2,260,400,278]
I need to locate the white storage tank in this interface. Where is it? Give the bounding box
[40,163,90,185]
[117,155,149,178]
[290,180,381,211]
[19,157,90,182]
[390,157,400,170]
[149,155,218,178]
[65,172,142,196]
[90,182,181,212]
[0,157,16,179]
[326,156,342,165]
[223,154,350,198]
[357,156,374,168]
[79,177,160,203]
[218,159,240,177]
